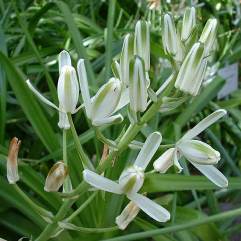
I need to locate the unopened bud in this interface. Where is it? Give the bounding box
[7,137,21,184]
[175,42,205,96]
[129,56,148,113]
[177,140,220,165]
[181,7,196,41]
[199,18,218,55]
[134,20,150,71]
[44,162,68,192]
[162,13,178,57]
[57,66,79,114]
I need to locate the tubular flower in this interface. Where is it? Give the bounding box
[199,18,218,55]
[181,7,196,42]
[129,56,148,113]
[44,162,68,192]
[154,110,228,188]
[162,13,178,57]
[134,20,150,71]
[77,59,123,126]
[174,42,206,96]
[83,132,170,229]
[26,50,80,129]
[7,137,21,184]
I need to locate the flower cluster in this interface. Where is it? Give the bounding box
[6,6,230,234]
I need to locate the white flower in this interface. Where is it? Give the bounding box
[154,109,228,188]
[129,56,148,113]
[199,18,218,56]
[134,20,150,71]
[174,42,206,96]
[181,7,196,42]
[120,33,134,87]
[44,161,68,192]
[162,13,178,57]
[7,137,21,184]
[77,59,123,126]
[26,50,80,129]
[83,132,170,229]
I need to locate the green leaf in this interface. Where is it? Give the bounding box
[0,51,59,152]
[142,173,241,192]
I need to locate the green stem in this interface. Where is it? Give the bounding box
[13,184,52,219]
[101,207,241,241]
[36,200,74,241]
[67,113,94,170]
[65,192,97,222]
[105,0,116,80]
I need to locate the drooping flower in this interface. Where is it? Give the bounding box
[44,161,68,192]
[154,109,228,188]
[83,132,170,229]
[7,137,21,184]
[77,59,123,126]
[26,50,80,129]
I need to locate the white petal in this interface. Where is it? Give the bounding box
[153,148,175,173]
[58,50,71,74]
[92,114,123,126]
[77,59,92,118]
[83,170,123,194]
[114,87,130,112]
[129,56,148,112]
[190,162,228,188]
[173,149,183,173]
[57,66,79,113]
[177,140,220,165]
[91,78,122,120]
[180,109,227,141]
[134,132,162,170]
[26,80,59,111]
[128,193,170,222]
[115,201,140,230]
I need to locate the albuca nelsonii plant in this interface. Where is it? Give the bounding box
[2,3,241,241]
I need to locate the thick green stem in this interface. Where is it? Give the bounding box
[102,207,241,241]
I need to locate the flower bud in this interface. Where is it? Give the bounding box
[119,166,144,194]
[199,18,218,55]
[153,148,175,173]
[174,42,205,96]
[7,137,21,184]
[134,20,150,71]
[57,66,79,114]
[129,56,148,112]
[120,34,134,86]
[162,13,178,57]
[44,162,68,192]
[116,201,140,230]
[91,78,122,125]
[58,50,71,74]
[177,140,220,165]
[181,7,196,42]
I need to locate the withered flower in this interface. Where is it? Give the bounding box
[44,162,68,192]
[7,137,21,184]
